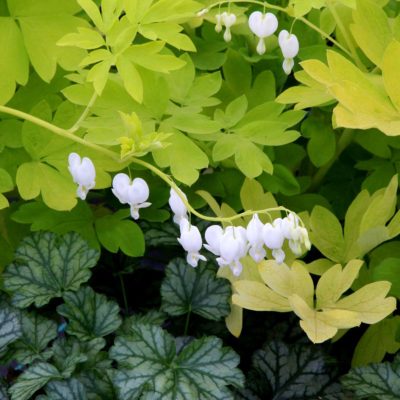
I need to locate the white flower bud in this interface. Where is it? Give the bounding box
[68,153,96,200]
[197,8,209,17]
[215,13,223,32]
[169,188,188,225]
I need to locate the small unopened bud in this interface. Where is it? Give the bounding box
[197,8,209,17]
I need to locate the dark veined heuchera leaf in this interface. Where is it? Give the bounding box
[247,340,343,400]
[0,303,21,351]
[7,312,57,364]
[341,353,400,399]
[57,287,122,340]
[3,232,100,307]
[9,361,62,400]
[161,258,231,320]
[110,323,244,399]
[43,378,88,400]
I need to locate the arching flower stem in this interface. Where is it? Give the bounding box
[204,0,352,58]
[0,104,302,226]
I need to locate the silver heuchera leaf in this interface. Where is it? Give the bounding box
[0,304,21,352]
[4,232,100,308]
[57,287,122,341]
[161,258,231,321]
[110,323,244,399]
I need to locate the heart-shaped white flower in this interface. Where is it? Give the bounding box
[278,30,299,59]
[248,11,278,38]
[68,153,96,200]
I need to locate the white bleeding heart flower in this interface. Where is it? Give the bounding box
[221,12,236,42]
[68,153,96,200]
[246,214,266,262]
[112,173,151,220]
[263,222,285,249]
[278,30,299,74]
[178,219,206,267]
[248,11,278,55]
[204,225,224,255]
[169,188,188,225]
[248,11,278,38]
[216,226,248,276]
[215,13,223,32]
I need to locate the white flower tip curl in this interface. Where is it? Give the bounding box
[68,152,96,200]
[282,58,295,75]
[256,38,266,55]
[272,248,285,264]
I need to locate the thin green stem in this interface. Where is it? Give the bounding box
[327,1,365,70]
[184,307,191,336]
[205,0,352,58]
[68,92,98,133]
[308,129,355,192]
[0,104,297,224]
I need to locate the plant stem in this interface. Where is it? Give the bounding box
[0,104,297,225]
[184,307,191,336]
[118,273,129,314]
[326,1,365,70]
[68,92,98,133]
[309,129,355,192]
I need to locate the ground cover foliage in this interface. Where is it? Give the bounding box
[1,0,400,398]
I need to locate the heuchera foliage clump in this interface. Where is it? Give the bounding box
[1,0,400,398]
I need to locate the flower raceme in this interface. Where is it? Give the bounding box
[68,152,96,200]
[112,173,151,220]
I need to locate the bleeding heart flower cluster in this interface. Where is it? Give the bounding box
[211,9,299,74]
[69,154,310,275]
[169,187,310,275]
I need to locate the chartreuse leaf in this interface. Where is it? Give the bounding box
[309,205,345,263]
[0,168,13,209]
[342,354,400,399]
[161,258,231,321]
[249,340,343,399]
[12,201,98,249]
[10,313,57,364]
[351,0,392,67]
[57,287,122,340]
[8,0,86,82]
[153,131,208,185]
[16,161,77,211]
[9,362,62,400]
[95,210,145,257]
[4,232,99,308]
[233,260,396,343]
[0,303,21,351]
[352,317,400,367]
[44,379,87,400]
[110,323,244,399]
[0,17,29,105]
[343,176,400,261]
